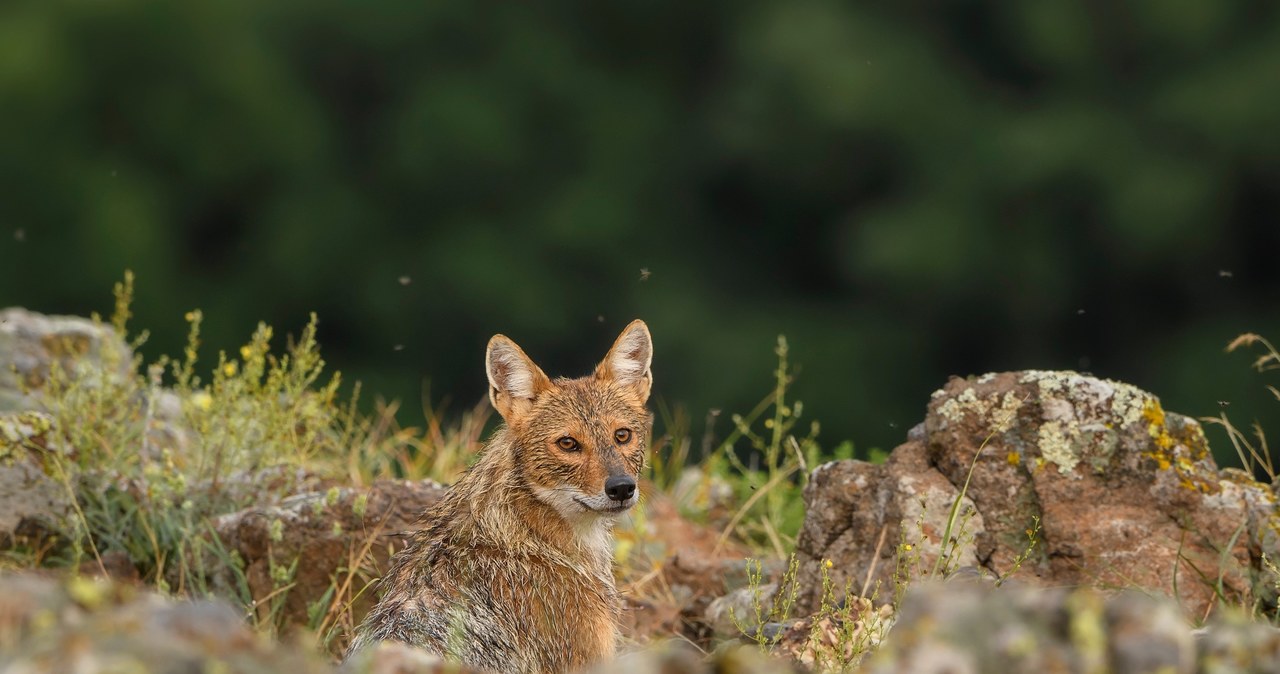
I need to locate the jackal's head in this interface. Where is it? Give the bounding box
[485,320,653,523]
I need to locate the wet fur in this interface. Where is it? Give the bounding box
[347,322,652,673]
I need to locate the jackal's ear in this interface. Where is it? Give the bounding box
[486,335,552,420]
[595,319,653,403]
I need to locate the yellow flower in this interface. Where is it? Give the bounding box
[823,559,834,569]
[240,345,253,360]
[66,575,108,609]
[222,361,238,377]
[192,392,213,410]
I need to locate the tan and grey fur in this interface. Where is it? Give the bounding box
[347,320,654,673]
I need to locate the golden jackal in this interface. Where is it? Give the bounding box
[347,320,653,673]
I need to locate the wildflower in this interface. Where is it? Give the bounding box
[66,575,108,609]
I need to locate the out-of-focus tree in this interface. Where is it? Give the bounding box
[1,0,1277,459]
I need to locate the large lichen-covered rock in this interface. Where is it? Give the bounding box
[0,411,72,549]
[794,371,1275,619]
[0,307,133,412]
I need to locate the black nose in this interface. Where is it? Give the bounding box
[604,475,636,502]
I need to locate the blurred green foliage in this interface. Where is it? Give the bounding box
[1,0,1278,462]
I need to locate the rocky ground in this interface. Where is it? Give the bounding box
[3,307,1280,672]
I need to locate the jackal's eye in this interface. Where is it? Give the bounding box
[556,436,580,452]
[614,428,632,444]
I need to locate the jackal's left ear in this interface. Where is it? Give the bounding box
[596,319,653,403]
[487,335,552,421]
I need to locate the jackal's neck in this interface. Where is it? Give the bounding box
[449,428,614,571]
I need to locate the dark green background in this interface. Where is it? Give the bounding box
[2,1,1278,463]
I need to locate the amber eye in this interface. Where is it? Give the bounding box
[556,436,580,452]
[614,428,632,444]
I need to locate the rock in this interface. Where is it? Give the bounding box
[12,568,1280,674]
[705,584,779,640]
[0,307,133,412]
[1195,612,1280,672]
[205,478,446,640]
[0,571,334,673]
[863,581,1199,674]
[794,371,1274,619]
[864,579,1280,674]
[625,596,686,646]
[0,310,226,564]
[0,411,73,550]
[670,467,736,527]
[5,571,804,674]
[77,550,142,583]
[590,644,800,674]
[794,440,985,613]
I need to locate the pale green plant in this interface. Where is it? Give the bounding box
[655,336,852,557]
[1204,332,1280,481]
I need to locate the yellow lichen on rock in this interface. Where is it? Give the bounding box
[1133,400,1220,493]
[1142,399,1177,451]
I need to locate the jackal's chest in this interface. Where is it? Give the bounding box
[495,562,620,669]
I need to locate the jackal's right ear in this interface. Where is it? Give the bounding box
[486,335,552,420]
[595,319,653,403]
